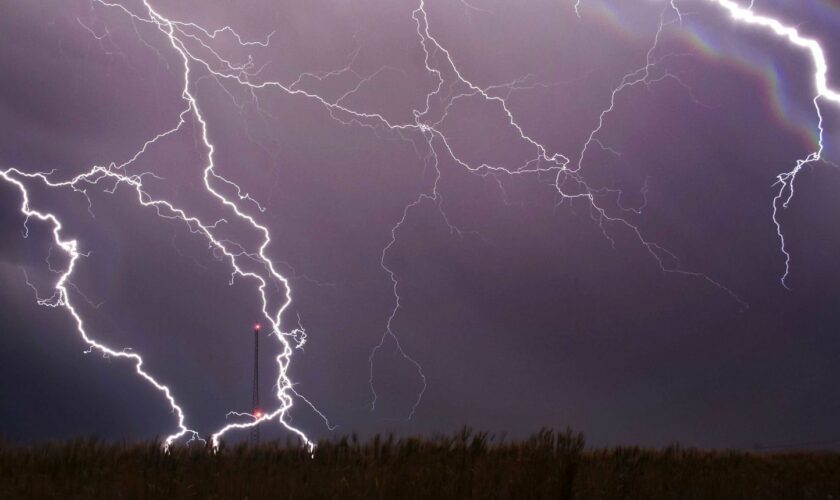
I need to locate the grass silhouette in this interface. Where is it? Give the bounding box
[2,428,839,498]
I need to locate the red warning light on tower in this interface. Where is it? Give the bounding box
[254,323,261,331]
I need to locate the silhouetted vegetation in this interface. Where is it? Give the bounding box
[1,428,839,498]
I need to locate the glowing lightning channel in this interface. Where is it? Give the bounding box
[576,0,840,286]
[2,0,320,450]
[566,4,751,308]
[0,167,200,449]
[109,0,316,450]
[700,0,840,287]
[366,0,750,417]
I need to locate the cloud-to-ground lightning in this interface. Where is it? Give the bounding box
[2,0,838,446]
[0,167,200,448]
[2,0,319,449]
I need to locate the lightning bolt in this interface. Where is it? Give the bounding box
[0,167,200,448]
[2,0,320,449]
[103,0,318,450]
[368,0,749,417]
[365,0,840,412]
[701,0,839,288]
[576,0,840,288]
[4,0,836,445]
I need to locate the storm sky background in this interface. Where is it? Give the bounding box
[1,0,840,449]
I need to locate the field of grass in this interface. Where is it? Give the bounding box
[2,428,839,499]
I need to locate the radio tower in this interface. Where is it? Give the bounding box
[250,322,261,446]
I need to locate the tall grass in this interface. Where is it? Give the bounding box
[1,428,838,499]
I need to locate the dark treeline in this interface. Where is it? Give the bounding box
[2,428,839,499]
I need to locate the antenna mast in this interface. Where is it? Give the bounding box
[250,322,261,446]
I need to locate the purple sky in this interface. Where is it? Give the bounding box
[1,0,840,449]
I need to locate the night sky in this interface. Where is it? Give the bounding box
[1,0,840,449]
